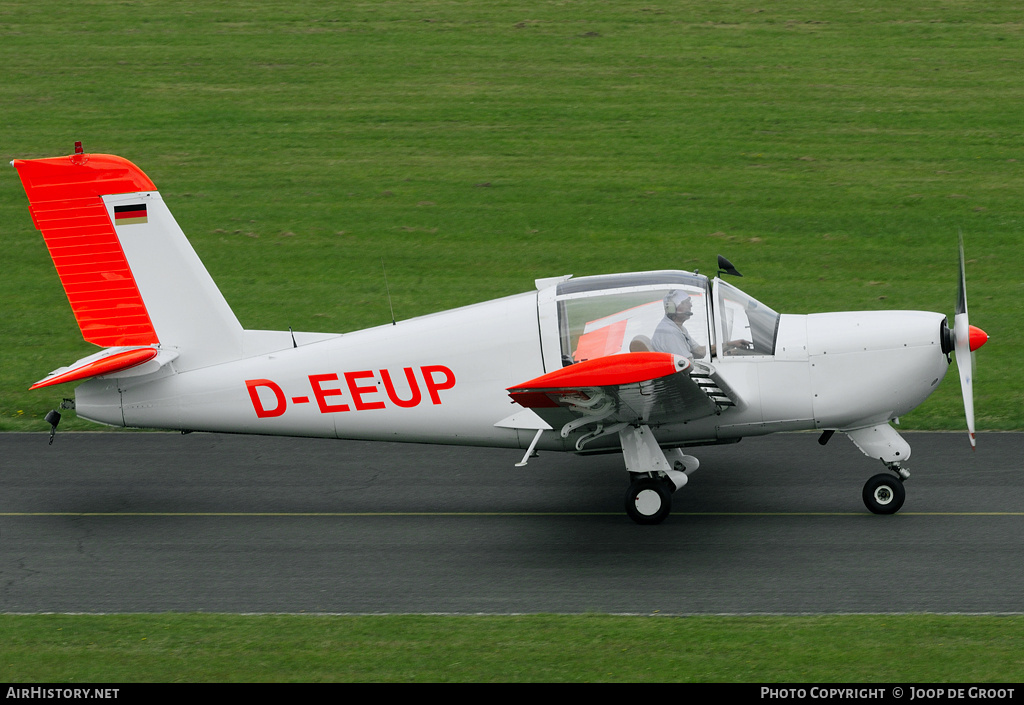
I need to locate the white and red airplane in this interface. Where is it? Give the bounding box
[12,146,988,523]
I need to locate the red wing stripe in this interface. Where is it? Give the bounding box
[508,352,686,403]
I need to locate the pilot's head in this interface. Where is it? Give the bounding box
[664,290,693,323]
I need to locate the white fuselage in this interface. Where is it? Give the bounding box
[75,276,951,456]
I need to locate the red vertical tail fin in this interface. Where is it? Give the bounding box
[13,151,244,369]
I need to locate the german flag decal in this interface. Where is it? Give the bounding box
[113,203,148,226]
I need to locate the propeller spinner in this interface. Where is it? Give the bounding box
[953,234,988,448]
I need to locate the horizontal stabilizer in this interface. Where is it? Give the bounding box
[31,346,177,389]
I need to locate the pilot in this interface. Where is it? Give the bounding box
[651,290,706,360]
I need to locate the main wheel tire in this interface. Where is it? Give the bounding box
[625,477,672,525]
[862,473,906,515]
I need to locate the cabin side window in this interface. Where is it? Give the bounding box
[555,274,712,365]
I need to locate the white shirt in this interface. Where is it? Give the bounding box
[651,316,699,359]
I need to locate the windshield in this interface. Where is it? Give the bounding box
[715,279,780,356]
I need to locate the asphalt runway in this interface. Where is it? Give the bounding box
[1,431,1021,614]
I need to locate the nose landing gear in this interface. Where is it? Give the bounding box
[844,424,912,515]
[862,473,906,515]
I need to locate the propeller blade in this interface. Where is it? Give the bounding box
[954,309,975,449]
[956,233,968,317]
[953,233,986,449]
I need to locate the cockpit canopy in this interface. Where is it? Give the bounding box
[553,270,779,365]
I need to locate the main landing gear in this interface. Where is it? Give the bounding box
[625,475,675,525]
[619,425,698,525]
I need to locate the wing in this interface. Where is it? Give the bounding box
[506,352,741,445]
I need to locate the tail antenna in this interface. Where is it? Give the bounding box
[382,259,396,326]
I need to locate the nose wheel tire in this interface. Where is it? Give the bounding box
[862,473,906,515]
[625,477,673,525]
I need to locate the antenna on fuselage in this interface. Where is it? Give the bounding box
[382,259,396,325]
[717,254,743,277]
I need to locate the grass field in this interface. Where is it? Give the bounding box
[1,0,1021,683]
[2,613,1022,682]
[1,0,1021,431]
